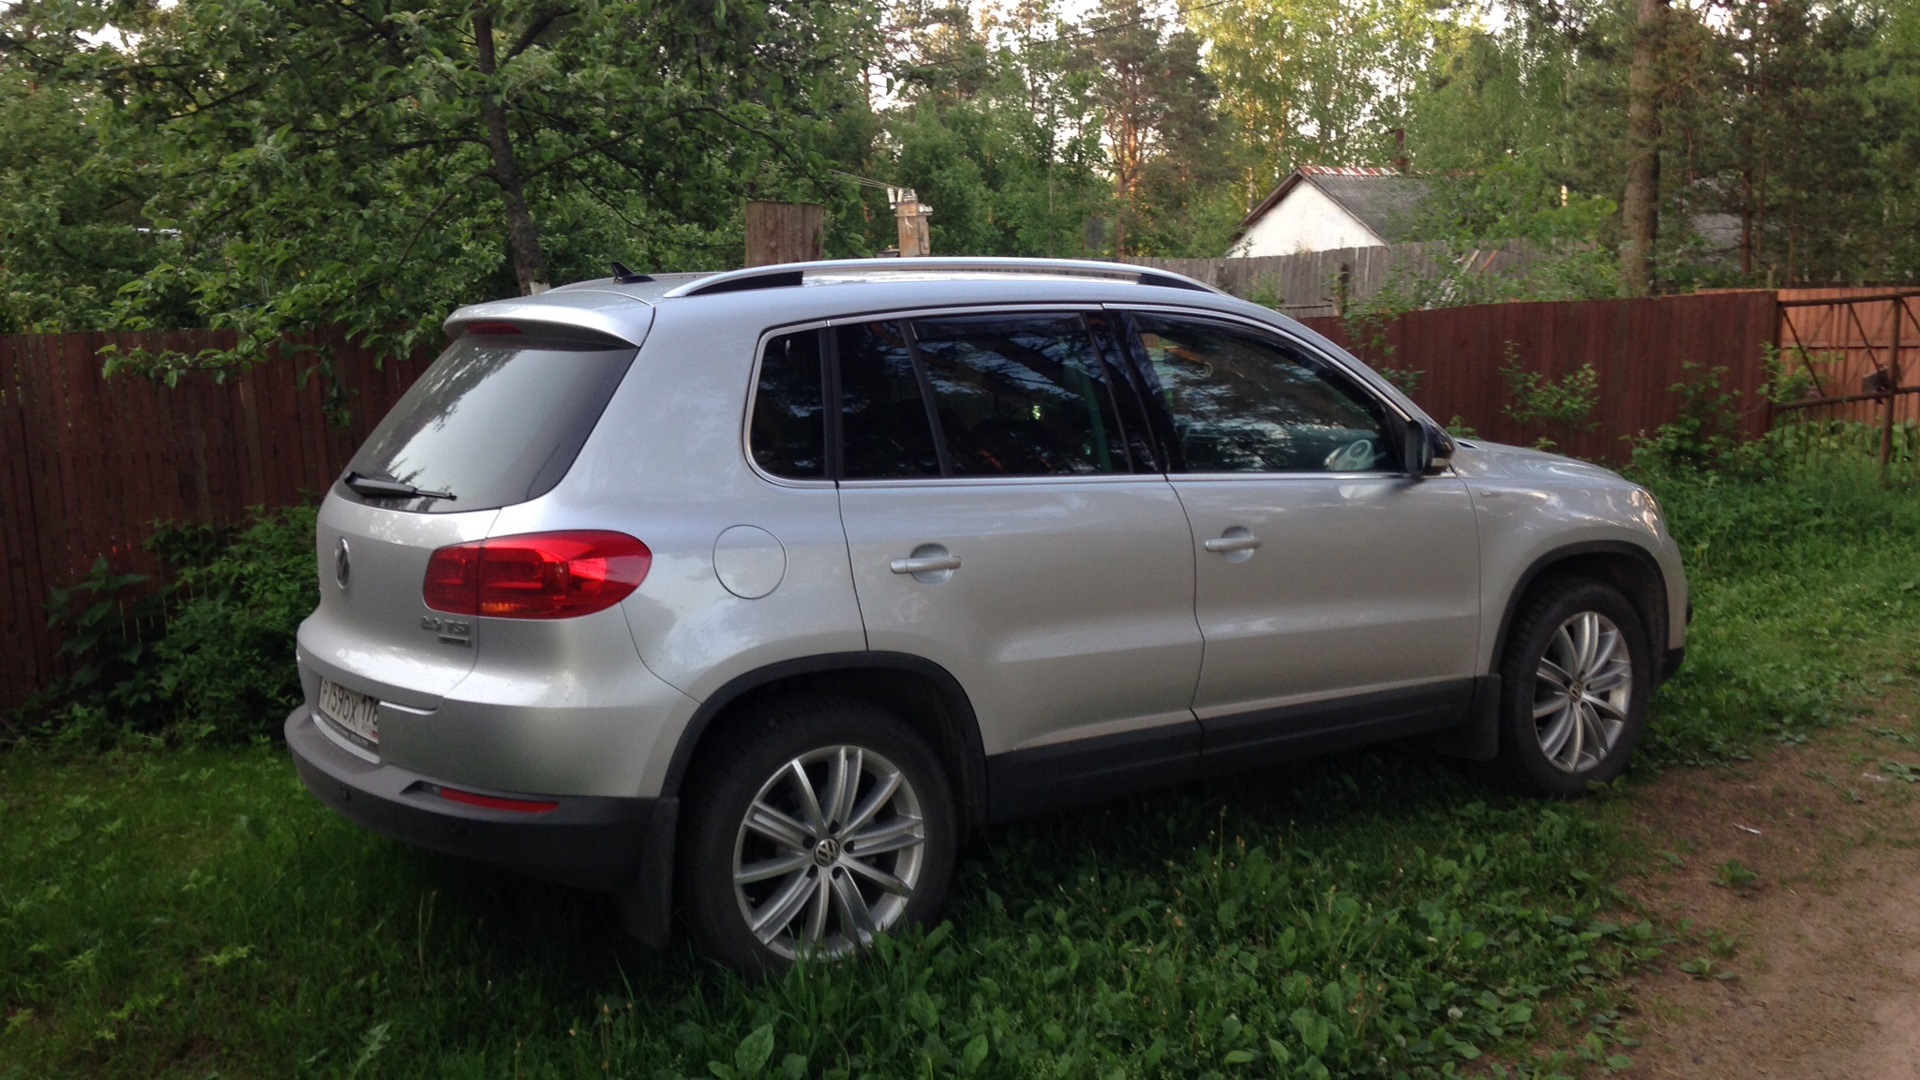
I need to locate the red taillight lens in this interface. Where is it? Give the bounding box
[423,531,651,619]
[422,543,481,612]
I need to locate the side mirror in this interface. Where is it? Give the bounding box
[1402,418,1450,477]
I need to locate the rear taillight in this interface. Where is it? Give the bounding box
[423,531,651,619]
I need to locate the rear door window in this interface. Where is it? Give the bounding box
[343,334,637,513]
[835,313,1135,480]
[910,314,1129,477]
[835,320,943,479]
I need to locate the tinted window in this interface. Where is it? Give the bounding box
[1131,315,1392,473]
[750,331,826,478]
[345,336,637,512]
[837,321,942,479]
[912,314,1128,477]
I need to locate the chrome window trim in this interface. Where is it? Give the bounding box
[835,473,1176,490]
[825,302,1106,328]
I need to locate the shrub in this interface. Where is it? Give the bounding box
[7,506,318,746]
[1501,348,1598,451]
[155,506,318,741]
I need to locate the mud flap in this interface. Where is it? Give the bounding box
[616,797,679,949]
[1429,674,1501,762]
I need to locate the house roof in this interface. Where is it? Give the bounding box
[1232,166,1437,246]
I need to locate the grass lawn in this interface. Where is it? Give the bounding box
[3,461,1916,1079]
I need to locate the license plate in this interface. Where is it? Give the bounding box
[316,679,380,748]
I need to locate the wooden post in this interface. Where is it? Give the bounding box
[745,202,825,267]
[894,198,930,257]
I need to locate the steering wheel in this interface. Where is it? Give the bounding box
[1323,436,1381,472]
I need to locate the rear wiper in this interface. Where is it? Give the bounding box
[344,471,455,501]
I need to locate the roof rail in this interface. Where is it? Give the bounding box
[662,257,1219,299]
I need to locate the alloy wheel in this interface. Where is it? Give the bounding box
[1530,610,1634,773]
[730,744,927,960]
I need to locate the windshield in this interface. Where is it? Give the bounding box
[342,335,637,513]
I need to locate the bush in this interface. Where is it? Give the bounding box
[155,506,318,741]
[8,506,317,746]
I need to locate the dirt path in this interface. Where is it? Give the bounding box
[1620,698,1920,1078]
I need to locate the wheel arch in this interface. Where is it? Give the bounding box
[1492,541,1670,682]
[660,652,990,832]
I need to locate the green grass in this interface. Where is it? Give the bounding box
[3,460,1917,1079]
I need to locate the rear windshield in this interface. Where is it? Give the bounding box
[342,335,638,513]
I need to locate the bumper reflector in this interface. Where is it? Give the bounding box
[432,785,559,815]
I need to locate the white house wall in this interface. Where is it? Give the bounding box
[1231,182,1385,257]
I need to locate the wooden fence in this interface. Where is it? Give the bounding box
[1125,241,1552,318]
[1299,291,1782,463]
[0,331,434,712]
[0,286,1905,710]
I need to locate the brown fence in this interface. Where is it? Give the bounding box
[0,287,1892,711]
[1300,291,1782,463]
[1124,241,1551,318]
[0,331,434,712]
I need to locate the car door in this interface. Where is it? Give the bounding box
[1115,308,1482,774]
[831,310,1205,817]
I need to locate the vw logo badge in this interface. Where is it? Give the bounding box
[333,537,351,589]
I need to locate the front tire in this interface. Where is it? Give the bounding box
[1495,578,1651,797]
[679,697,957,974]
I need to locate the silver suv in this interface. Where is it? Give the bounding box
[286,258,1688,972]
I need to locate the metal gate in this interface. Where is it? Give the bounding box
[1769,290,1920,481]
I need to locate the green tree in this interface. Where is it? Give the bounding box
[874,0,1109,257]
[1193,0,1438,205]
[1077,0,1232,256]
[3,0,880,370]
[0,3,174,332]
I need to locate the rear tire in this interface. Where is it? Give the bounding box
[1495,578,1651,798]
[679,696,957,975]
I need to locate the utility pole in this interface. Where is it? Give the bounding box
[888,187,933,257]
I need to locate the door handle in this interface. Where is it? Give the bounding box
[1203,533,1262,554]
[890,554,962,575]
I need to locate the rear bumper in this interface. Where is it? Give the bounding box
[286,705,663,892]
